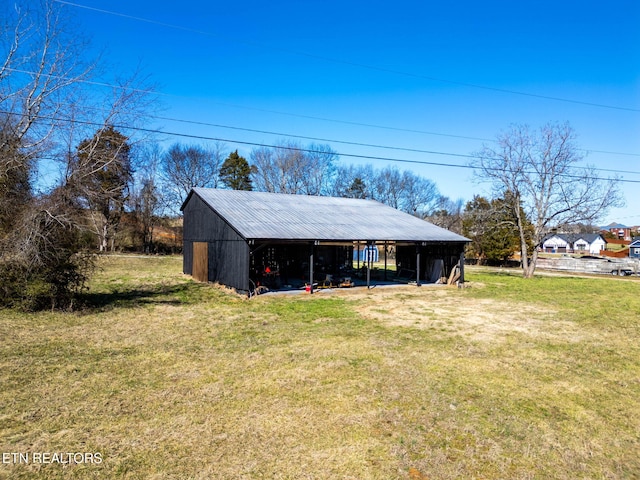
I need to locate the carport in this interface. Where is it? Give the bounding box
[181,188,469,295]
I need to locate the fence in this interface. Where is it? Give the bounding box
[537,256,639,275]
[600,249,629,259]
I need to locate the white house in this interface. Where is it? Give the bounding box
[542,234,571,253]
[573,234,606,255]
[542,234,606,255]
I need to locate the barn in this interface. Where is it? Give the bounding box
[181,188,469,294]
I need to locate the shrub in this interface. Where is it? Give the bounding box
[0,195,94,311]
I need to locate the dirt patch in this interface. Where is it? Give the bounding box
[334,285,584,342]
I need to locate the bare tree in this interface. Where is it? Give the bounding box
[249,141,442,220]
[398,170,439,216]
[0,0,95,240]
[0,0,96,155]
[303,143,337,195]
[131,179,161,253]
[425,196,465,233]
[250,140,337,195]
[0,189,93,310]
[331,164,376,199]
[331,163,441,218]
[371,166,404,209]
[369,166,440,216]
[251,141,306,194]
[129,143,163,252]
[473,122,623,277]
[0,0,155,308]
[160,142,226,212]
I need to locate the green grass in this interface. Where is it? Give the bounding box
[1,256,639,479]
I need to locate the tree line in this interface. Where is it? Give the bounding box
[126,137,462,248]
[143,139,452,214]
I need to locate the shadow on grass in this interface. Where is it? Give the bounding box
[79,282,207,311]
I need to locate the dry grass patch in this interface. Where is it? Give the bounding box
[348,285,583,342]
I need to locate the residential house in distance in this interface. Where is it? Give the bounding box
[541,234,571,253]
[573,234,607,254]
[542,233,607,255]
[601,223,633,241]
[630,237,640,259]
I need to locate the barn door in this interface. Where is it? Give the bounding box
[192,242,209,282]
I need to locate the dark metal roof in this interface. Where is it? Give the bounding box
[184,188,469,243]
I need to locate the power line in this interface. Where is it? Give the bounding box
[584,148,640,158]
[4,67,172,99]
[55,0,640,114]
[193,103,493,143]
[156,102,640,158]
[7,66,640,160]
[1,67,493,143]
[3,71,640,176]
[54,0,214,37]
[6,109,640,184]
[156,115,478,160]
[154,115,640,176]
[33,100,632,176]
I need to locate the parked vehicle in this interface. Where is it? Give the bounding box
[611,267,634,276]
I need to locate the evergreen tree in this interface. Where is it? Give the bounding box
[219,150,253,190]
[463,194,531,264]
[0,122,33,235]
[71,126,132,251]
[346,177,367,199]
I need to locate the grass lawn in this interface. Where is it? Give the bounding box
[1,256,639,479]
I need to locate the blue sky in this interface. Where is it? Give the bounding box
[58,0,640,224]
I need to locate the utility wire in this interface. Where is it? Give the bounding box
[15,97,636,176]
[7,66,640,160]
[2,67,494,142]
[55,0,640,114]
[6,109,640,184]
[157,115,477,160]
[156,107,640,159]
[155,115,640,176]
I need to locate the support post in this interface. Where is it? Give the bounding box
[458,250,465,288]
[366,242,372,289]
[384,241,388,281]
[309,242,315,294]
[416,243,422,287]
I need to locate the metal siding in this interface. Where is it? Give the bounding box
[209,236,250,292]
[183,193,250,291]
[183,240,193,275]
